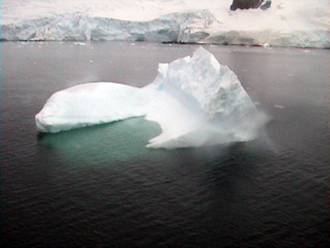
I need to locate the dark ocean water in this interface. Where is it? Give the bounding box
[2,42,329,247]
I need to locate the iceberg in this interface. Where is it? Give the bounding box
[35,47,266,149]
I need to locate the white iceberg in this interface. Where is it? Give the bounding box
[35,83,149,133]
[35,47,267,149]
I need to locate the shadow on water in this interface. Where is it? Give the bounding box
[34,123,277,248]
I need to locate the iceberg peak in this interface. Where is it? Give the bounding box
[144,47,265,148]
[36,47,266,149]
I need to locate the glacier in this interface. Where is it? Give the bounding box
[35,47,267,149]
[2,10,216,43]
[2,0,329,48]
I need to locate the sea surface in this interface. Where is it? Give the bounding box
[2,42,329,247]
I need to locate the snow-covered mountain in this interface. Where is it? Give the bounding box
[2,0,329,48]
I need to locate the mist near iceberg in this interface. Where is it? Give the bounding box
[35,47,267,149]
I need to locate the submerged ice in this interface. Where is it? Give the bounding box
[35,47,266,149]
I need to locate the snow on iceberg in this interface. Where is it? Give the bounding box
[35,47,267,149]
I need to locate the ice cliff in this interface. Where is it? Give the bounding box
[35,47,267,149]
[2,0,329,48]
[2,10,216,43]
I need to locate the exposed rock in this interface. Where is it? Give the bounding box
[230,0,271,11]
